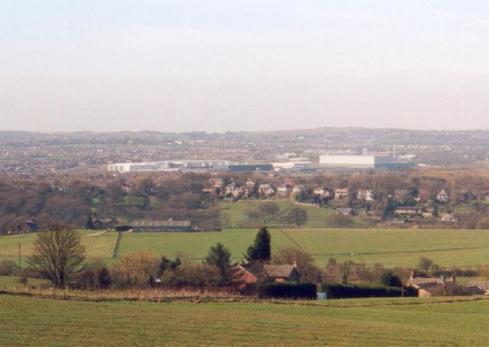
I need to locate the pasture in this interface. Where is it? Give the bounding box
[104,228,489,268]
[219,200,335,228]
[2,295,489,346]
[0,230,118,264]
[2,228,489,268]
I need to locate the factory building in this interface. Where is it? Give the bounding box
[108,160,232,173]
[228,164,274,172]
[319,154,414,169]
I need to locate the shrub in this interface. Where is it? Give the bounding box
[258,283,317,300]
[380,271,403,287]
[0,260,21,276]
[111,251,159,288]
[320,283,417,299]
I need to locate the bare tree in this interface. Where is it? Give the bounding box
[27,224,85,288]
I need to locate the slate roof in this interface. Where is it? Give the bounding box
[263,264,297,278]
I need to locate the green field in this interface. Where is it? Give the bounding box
[3,228,489,268]
[0,230,118,264]
[220,200,335,228]
[0,276,50,289]
[113,228,489,268]
[2,295,489,346]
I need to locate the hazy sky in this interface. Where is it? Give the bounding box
[1,1,488,132]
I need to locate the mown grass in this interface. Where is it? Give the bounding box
[2,295,489,346]
[3,228,489,268]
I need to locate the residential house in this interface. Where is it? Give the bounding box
[209,177,225,189]
[258,183,275,197]
[421,207,435,218]
[263,264,301,283]
[276,184,292,198]
[313,187,331,198]
[441,213,458,223]
[357,189,375,202]
[25,218,38,232]
[394,206,422,218]
[393,189,409,204]
[416,188,431,203]
[337,207,353,216]
[291,184,306,196]
[436,189,449,203]
[334,188,349,200]
[244,179,256,196]
[235,263,301,290]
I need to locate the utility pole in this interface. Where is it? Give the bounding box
[18,243,21,269]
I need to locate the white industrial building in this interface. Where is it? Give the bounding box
[319,154,413,169]
[108,160,232,173]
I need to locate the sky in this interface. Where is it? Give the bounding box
[0,0,488,133]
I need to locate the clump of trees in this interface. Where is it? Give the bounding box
[0,173,221,234]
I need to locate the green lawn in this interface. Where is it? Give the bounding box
[2,295,489,346]
[3,228,489,268]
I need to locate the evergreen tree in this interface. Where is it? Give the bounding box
[157,256,181,277]
[204,243,233,286]
[98,267,112,289]
[245,227,271,262]
[380,270,402,287]
[84,214,94,230]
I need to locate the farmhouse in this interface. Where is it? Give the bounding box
[407,274,485,297]
[236,263,301,288]
[92,217,117,230]
[263,264,301,283]
[131,219,193,232]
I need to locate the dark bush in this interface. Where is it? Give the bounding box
[321,283,417,299]
[0,260,21,276]
[380,271,403,287]
[258,283,317,300]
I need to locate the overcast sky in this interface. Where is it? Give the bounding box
[1,0,488,132]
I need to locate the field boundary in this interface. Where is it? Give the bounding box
[112,232,122,258]
[2,288,488,308]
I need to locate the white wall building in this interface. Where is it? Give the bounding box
[319,154,412,169]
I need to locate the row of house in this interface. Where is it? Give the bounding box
[205,178,456,203]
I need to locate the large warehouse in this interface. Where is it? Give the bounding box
[319,154,414,169]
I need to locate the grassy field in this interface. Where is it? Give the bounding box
[3,228,489,268]
[219,200,335,228]
[119,228,489,268]
[2,295,489,346]
[0,276,50,289]
[0,230,118,264]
